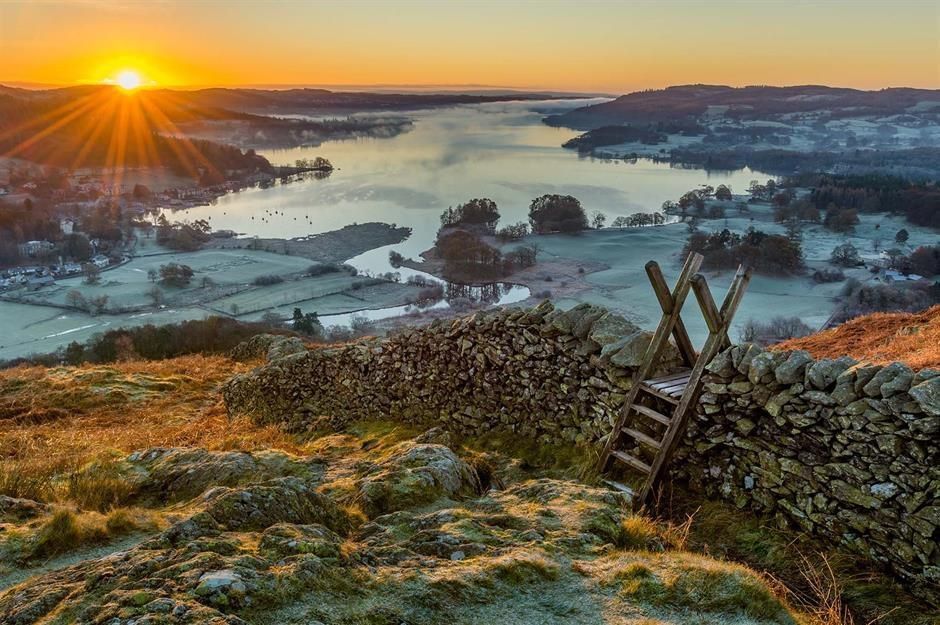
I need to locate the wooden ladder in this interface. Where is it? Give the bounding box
[597,252,752,510]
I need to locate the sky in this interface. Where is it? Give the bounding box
[1,0,938,93]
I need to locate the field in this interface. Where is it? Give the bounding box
[517,199,939,344]
[0,248,422,360]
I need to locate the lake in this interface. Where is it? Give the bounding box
[177,100,770,272]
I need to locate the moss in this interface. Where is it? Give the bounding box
[483,550,561,584]
[457,431,596,479]
[584,509,663,551]
[615,556,794,623]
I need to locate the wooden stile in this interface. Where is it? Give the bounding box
[597,254,752,510]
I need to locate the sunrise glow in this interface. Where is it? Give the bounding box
[1,1,937,91]
[112,70,143,91]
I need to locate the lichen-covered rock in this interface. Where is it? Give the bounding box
[194,477,351,535]
[358,444,477,517]
[806,356,855,390]
[862,362,913,398]
[909,376,940,416]
[230,333,288,361]
[0,495,47,522]
[0,469,351,625]
[774,350,813,384]
[266,336,307,361]
[587,312,640,348]
[259,523,342,560]
[117,447,324,503]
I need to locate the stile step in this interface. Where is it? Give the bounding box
[611,450,652,474]
[601,479,636,498]
[639,384,680,404]
[630,403,672,425]
[622,427,662,450]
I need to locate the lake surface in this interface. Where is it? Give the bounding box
[177,100,770,272]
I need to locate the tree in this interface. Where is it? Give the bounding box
[611,216,629,230]
[747,180,768,201]
[885,248,906,270]
[292,307,323,338]
[147,285,163,306]
[823,205,859,232]
[895,228,910,245]
[64,341,85,365]
[260,311,284,327]
[784,219,802,243]
[590,211,606,230]
[65,289,87,310]
[82,263,101,285]
[159,262,194,287]
[714,184,733,201]
[61,233,92,261]
[830,243,861,267]
[439,198,500,234]
[910,245,940,276]
[528,194,588,234]
[495,222,529,242]
[87,294,109,316]
[147,269,158,283]
[772,191,793,208]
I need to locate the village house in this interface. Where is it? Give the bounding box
[90,254,111,269]
[17,240,55,258]
[26,274,55,290]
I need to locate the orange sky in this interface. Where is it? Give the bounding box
[1,1,938,93]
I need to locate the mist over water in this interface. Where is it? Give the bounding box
[179,100,769,272]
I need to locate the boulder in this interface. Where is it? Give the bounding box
[358,444,477,517]
[258,523,342,560]
[195,476,351,534]
[120,447,322,503]
[0,495,47,522]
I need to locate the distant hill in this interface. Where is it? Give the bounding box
[544,84,940,130]
[0,85,269,177]
[0,84,569,174]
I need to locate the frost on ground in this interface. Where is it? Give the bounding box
[0,428,799,625]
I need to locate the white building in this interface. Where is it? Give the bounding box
[18,240,54,257]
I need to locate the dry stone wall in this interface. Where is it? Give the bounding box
[223,304,938,598]
[223,301,678,442]
[674,343,939,598]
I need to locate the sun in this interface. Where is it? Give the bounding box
[113,70,143,91]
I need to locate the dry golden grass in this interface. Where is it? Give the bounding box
[0,354,302,502]
[774,305,940,370]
